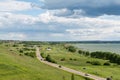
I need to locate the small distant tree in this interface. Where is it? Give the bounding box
[71,74,75,80]
[78,50,83,54]
[19,49,23,53]
[67,46,76,52]
[46,55,51,62]
[46,55,57,63]
[13,44,18,47]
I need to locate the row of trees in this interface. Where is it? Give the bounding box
[65,45,120,65]
[78,50,120,65]
[90,51,120,65]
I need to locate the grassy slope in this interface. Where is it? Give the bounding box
[41,44,120,80]
[0,45,87,80]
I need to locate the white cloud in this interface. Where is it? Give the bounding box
[0,33,26,40]
[0,11,120,41]
[0,0,33,12]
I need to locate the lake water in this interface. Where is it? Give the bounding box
[74,43,120,54]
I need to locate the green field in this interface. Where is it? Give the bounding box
[41,44,120,80]
[0,43,90,80]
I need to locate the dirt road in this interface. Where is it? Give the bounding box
[36,47,106,80]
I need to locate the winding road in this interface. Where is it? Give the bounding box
[36,47,106,80]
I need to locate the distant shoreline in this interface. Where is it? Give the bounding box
[0,40,120,44]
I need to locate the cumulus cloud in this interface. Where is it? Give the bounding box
[0,11,120,41]
[0,0,35,12]
[0,0,120,41]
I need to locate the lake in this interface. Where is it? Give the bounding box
[74,43,120,54]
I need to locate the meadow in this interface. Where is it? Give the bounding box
[0,42,90,80]
[40,43,120,80]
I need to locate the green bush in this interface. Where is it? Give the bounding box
[66,46,76,52]
[104,62,111,66]
[91,61,101,65]
[24,52,36,58]
[19,49,23,53]
[12,44,18,47]
[41,52,46,58]
[46,55,57,63]
[69,58,73,60]
[19,54,23,56]
[61,58,65,61]
[86,61,91,63]
[73,58,77,61]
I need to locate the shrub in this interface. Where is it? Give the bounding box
[86,61,91,63]
[73,58,77,61]
[91,61,101,65]
[78,50,83,54]
[19,49,23,53]
[61,58,65,61]
[23,48,30,51]
[24,52,36,58]
[69,58,73,60]
[67,46,76,52]
[104,62,111,66]
[46,55,57,63]
[12,44,18,47]
[41,52,46,58]
[19,54,23,56]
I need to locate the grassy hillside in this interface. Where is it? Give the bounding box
[41,44,120,80]
[0,44,89,80]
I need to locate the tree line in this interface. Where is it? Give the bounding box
[64,45,120,65]
[78,50,120,65]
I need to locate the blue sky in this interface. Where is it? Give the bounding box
[0,0,120,41]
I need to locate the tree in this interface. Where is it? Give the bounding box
[67,46,76,52]
[46,55,57,63]
[19,49,23,53]
[78,50,83,54]
[46,55,52,62]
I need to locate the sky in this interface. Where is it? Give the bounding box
[0,0,120,41]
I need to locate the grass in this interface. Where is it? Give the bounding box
[0,44,89,80]
[41,44,120,80]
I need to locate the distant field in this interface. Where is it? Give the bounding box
[0,43,88,80]
[41,44,120,80]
